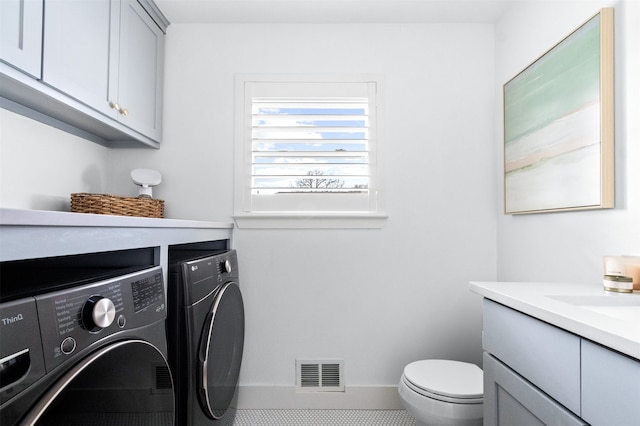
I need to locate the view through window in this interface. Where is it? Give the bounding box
[251,97,370,195]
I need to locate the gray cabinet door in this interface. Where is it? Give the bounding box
[115,0,164,142]
[483,353,587,426]
[0,0,43,78]
[42,0,114,117]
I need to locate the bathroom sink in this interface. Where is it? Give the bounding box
[547,294,640,322]
[548,294,640,306]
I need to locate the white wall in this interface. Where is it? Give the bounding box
[108,22,498,404]
[495,0,640,282]
[0,109,109,210]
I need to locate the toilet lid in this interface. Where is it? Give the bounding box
[403,360,483,400]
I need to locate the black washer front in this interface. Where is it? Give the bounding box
[0,265,174,426]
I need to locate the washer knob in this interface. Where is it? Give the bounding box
[82,296,116,332]
[221,259,232,274]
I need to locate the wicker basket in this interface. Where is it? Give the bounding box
[71,193,164,218]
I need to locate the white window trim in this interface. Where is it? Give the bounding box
[233,74,387,229]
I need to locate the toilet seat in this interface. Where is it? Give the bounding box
[402,360,483,404]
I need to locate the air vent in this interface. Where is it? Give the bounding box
[296,360,344,392]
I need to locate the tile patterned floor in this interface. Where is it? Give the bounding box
[233,409,416,426]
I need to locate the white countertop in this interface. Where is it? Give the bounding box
[0,208,234,229]
[0,208,234,262]
[470,281,640,360]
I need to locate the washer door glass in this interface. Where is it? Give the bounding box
[25,340,174,426]
[199,282,245,419]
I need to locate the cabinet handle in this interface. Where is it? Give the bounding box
[109,101,129,116]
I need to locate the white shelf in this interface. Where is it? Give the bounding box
[0,208,233,229]
[0,208,233,262]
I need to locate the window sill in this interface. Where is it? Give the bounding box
[233,213,388,229]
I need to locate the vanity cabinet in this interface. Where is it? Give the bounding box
[483,300,584,425]
[0,0,168,147]
[482,299,640,426]
[0,0,43,78]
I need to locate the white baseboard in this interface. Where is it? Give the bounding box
[236,385,404,410]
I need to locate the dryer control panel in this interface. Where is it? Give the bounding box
[182,250,238,306]
[35,266,165,372]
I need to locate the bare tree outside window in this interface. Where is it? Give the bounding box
[292,169,345,191]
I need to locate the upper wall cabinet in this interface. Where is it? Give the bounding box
[0,0,169,148]
[0,0,43,78]
[42,0,165,142]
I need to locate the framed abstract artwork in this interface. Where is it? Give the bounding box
[503,8,614,214]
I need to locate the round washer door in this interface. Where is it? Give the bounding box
[199,281,245,419]
[23,340,174,426]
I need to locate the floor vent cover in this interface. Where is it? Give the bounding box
[296,360,344,392]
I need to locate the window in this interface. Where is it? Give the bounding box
[234,75,387,229]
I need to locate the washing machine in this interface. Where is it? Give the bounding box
[167,248,245,426]
[0,253,174,426]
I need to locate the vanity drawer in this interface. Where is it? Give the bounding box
[581,339,640,425]
[483,299,581,415]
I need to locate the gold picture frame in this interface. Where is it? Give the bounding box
[503,8,614,214]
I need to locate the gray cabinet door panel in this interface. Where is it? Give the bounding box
[0,0,43,77]
[483,353,587,426]
[42,0,113,116]
[116,0,164,141]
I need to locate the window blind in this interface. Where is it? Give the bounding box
[251,97,370,195]
[235,78,382,218]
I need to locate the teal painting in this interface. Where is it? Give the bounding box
[504,9,614,214]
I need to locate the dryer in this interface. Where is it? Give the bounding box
[167,249,245,426]
[0,255,174,426]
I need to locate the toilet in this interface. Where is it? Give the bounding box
[398,359,483,426]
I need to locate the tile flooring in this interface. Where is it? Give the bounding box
[233,409,416,426]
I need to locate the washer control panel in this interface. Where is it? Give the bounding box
[35,266,164,372]
[0,298,46,405]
